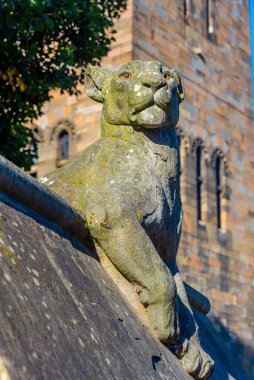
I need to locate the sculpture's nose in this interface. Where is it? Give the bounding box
[142,74,167,92]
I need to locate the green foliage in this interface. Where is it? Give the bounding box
[0,0,127,170]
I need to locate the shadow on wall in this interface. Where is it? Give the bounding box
[211,314,254,379]
[194,310,253,380]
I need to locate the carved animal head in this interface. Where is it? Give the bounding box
[85,60,184,130]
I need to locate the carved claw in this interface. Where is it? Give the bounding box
[195,351,214,380]
[169,338,214,380]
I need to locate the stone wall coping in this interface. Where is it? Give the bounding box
[0,155,88,243]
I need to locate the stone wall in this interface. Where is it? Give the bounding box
[33,0,254,375]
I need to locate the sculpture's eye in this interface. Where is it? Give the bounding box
[163,72,171,80]
[120,71,132,79]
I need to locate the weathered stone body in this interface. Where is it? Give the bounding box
[42,61,213,379]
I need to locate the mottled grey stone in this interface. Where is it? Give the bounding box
[0,192,249,380]
[0,193,190,380]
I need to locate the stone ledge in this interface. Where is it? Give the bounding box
[0,155,88,244]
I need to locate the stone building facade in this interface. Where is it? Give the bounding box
[34,0,254,375]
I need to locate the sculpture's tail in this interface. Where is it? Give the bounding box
[184,282,211,315]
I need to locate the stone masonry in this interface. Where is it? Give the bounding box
[33,0,254,376]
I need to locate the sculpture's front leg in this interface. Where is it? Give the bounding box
[168,267,214,380]
[86,205,180,344]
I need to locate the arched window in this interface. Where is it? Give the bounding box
[57,130,69,161]
[206,0,214,35]
[183,0,190,19]
[212,148,229,231]
[192,138,208,224]
[196,145,202,222]
[215,155,221,229]
[183,0,187,18]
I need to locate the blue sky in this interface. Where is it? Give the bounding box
[250,0,254,118]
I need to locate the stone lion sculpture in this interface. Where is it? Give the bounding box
[41,61,214,379]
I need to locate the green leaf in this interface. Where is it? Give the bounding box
[34,17,44,32]
[44,16,54,31]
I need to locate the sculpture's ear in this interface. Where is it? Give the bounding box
[85,66,109,103]
[170,69,184,103]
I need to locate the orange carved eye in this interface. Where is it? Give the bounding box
[163,71,171,80]
[120,71,132,79]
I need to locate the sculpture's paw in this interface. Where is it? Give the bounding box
[148,304,180,344]
[171,339,214,380]
[197,347,214,380]
[157,321,180,344]
[161,313,180,344]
